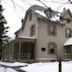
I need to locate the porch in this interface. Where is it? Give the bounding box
[5,37,36,62]
[64,38,72,60]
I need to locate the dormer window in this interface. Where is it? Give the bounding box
[44,7,52,18]
[30,25,35,36]
[29,12,32,21]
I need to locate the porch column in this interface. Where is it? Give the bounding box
[27,43,31,59]
[18,41,21,60]
[12,43,14,59]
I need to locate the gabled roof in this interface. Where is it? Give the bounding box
[34,9,60,21]
[66,9,72,18]
[15,5,46,34]
[61,9,72,18]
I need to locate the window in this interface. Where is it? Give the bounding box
[65,28,72,38]
[48,43,57,54]
[48,24,56,36]
[30,25,35,36]
[64,46,72,54]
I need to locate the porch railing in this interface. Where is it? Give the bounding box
[20,53,31,59]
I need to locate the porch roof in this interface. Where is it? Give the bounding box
[13,36,36,43]
[64,37,72,46]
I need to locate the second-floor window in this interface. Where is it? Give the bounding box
[65,28,72,38]
[30,25,35,36]
[48,42,57,54]
[48,24,56,36]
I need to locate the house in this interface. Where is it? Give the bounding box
[2,5,72,62]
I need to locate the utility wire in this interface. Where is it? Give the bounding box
[69,0,72,4]
[57,2,70,11]
[10,0,23,19]
[36,0,48,8]
[10,0,72,22]
[37,0,69,4]
[10,0,28,19]
[11,0,25,11]
[21,0,32,5]
[10,0,33,19]
[25,0,32,5]
[36,0,72,22]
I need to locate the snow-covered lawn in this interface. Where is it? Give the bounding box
[0,61,72,72]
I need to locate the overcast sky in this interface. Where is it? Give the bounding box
[1,0,72,39]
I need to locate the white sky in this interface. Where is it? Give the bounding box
[1,0,72,39]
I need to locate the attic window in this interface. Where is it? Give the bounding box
[30,25,35,36]
[29,12,32,21]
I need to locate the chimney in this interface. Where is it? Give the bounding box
[63,8,66,12]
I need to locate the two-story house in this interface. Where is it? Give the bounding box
[2,5,72,62]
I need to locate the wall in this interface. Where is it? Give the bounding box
[16,11,38,38]
[35,19,67,61]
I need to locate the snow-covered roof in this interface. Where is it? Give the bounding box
[35,10,47,18]
[35,10,59,21]
[19,36,37,39]
[30,5,46,11]
[64,37,72,46]
[15,5,63,34]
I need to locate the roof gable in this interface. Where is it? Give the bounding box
[15,5,63,35]
[61,9,72,19]
[67,9,72,18]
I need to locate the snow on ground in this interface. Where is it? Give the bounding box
[0,61,28,66]
[21,62,58,72]
[0,61,72,72]
[0,67,17,72]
